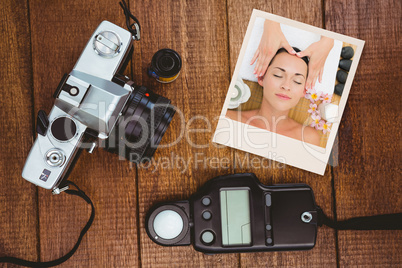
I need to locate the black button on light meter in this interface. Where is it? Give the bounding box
[201,231,215,245]
[202,197,211,206]
[202,211,212,220]
[145,173,319,254]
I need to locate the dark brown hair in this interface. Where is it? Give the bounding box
[268,47,309,69]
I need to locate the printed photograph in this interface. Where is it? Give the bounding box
[213,10,364,175]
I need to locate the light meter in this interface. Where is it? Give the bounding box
[146,173,319,253]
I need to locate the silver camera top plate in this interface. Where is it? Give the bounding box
[73,21,132,80]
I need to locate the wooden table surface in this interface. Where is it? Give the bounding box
[1,0,400,267]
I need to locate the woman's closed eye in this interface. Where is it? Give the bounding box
[273,74,303,85]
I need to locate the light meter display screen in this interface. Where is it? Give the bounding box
[220,189,251,246]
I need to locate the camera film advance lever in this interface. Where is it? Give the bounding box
[146,173,402,254]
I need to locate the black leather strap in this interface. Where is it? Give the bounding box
[120,0,141,40]
[317,207,402,230]
[0,181,95,267]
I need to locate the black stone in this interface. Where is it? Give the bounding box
[335,83,345,96]
[339,59,352,71]
[341,46,354,59]
[337,70,348,84]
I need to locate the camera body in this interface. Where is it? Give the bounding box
[22,21,175,192]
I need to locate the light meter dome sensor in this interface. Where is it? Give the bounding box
[153,210,184,240]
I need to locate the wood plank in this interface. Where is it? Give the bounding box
[227,1,337,267]
[0,0,39,265]
[28,0,139,266]
[130,0,237,266]
[325,0,401,266]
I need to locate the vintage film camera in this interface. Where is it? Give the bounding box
[22,21,175,193]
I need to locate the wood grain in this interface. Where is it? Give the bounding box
[227,0,337,267]
[325,0,401,267]
[0,0,39,267]
[129,0,237,266]
[28,0,139,266]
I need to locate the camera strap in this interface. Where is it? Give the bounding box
[317,207,402,230]
[119,0,141,40]
[0,181,95,267]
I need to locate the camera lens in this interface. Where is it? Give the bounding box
[104,85,175,163]
[51,117,77,141]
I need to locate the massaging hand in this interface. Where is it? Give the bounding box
[296,36,334,90]
[250,20,295,78]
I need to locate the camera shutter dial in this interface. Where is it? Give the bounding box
[93,31,121,58]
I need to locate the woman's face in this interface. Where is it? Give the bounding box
[258,52,307,112]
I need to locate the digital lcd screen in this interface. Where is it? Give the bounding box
[220,189,251,246]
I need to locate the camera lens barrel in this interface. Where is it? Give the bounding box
[104,85,175,163]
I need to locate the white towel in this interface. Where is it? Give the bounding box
[239,17,342,95]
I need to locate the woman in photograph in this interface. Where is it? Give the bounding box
[226,47,322,145]
[251,19,334,90]
[226,19,334,146]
